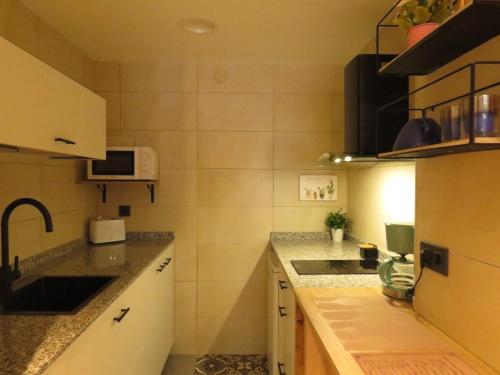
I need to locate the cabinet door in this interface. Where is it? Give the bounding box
[283,284,296,375]
[277,270,296,375]
[139,243,175,374]
[277,274,290,375]
[0,36,105,159]
[267,253,280,375]
[67,275,145,375]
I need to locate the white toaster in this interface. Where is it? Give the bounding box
[89,217,126,244]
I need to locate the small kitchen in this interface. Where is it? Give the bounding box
[0,0,499,374]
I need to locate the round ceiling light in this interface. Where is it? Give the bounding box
[180,18,217,34]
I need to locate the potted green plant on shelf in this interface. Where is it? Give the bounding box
[393,0,458,48]
[325,209,349,243]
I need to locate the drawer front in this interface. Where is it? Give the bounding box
[67,276,145,375]
[137,244,174,375]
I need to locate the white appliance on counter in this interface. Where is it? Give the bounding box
[87,146,158,180]
[89,217,126,244]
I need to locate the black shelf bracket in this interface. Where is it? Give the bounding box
[97,184,107,203]
[146,184,155,204]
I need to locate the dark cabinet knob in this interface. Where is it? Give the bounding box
[278,362,286,375]
[278,306,287,318]
[279,280,287,290]
[162,257,172,266]
[54,137,76,145]
[157,264,166,272]
[113,307,130,323]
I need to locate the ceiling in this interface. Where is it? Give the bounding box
[20,0,394,64]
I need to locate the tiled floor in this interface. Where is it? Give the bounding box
[162,355,268,375]
[162,355,198,374]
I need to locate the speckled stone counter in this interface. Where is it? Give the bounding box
[270,232,382,289]
[0,233,173,375]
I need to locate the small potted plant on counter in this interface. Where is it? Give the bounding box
[325,209,348,243]
[393,0,457,48]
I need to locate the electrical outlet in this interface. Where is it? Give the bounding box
[420,242,448,276]
[118,205,131,217]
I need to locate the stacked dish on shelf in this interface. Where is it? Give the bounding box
[393,94,499,151]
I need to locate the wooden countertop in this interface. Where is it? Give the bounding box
[294,288,498,375]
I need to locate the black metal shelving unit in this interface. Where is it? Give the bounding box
[376,0,500,76]
[377,61,500,159]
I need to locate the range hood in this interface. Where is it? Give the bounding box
[318,54,409,165]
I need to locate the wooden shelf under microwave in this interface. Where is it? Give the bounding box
[76,179,158,203]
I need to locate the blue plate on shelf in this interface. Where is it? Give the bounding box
[393,118,441,151]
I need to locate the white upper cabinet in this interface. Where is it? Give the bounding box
[0,37,106,159]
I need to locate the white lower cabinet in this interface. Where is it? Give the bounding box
[268,250,296,375]
[132,244,174,374]
[68,272,146,375]
[278,274,296,375]
[42,243,174,375]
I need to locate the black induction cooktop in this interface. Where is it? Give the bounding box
[290,259,379,275]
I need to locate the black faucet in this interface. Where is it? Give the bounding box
[0,198,53,300]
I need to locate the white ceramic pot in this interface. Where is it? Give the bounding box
[331,228,344,243]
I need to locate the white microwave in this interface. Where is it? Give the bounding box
[87,147,158,180]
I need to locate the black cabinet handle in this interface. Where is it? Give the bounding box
[113,307,130,323]
[162,257,172,266]
[54,137,76,145]
[279,280,287,290]
[278,306,287,318]
[278,362,286,375]
[157,264,166,272]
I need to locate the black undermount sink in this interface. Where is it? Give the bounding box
[1,275,117,315]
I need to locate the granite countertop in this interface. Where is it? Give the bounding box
[0,233,173,375]
[270,232,382,289]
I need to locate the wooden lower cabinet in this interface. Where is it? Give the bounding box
[42,243,174,375]
[295,303,338,375]
[296,313,336,375]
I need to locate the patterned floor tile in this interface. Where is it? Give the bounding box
[194,354,267,375]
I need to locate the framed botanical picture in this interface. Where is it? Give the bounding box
[299,175,338,201]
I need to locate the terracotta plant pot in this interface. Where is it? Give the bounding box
[407,23,439,48]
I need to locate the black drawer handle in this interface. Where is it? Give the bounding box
[279,280,287,290]
[278,306,287,318]
[54,137,76,145]
[162,257,172,266]
[157,264,166,272]
[113,307,130,323]
[278,362,286,375]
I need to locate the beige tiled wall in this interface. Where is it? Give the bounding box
[348,163,415,251]
[94,61,347,354]
[412,36,500,372]
[0,0,96,260]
